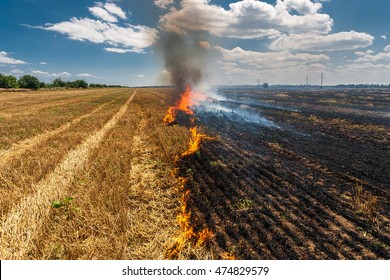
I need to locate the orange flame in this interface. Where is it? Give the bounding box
[181,127,214,157]
[176,85,195,114]
[163,85,194,125]
[163,84,214,259]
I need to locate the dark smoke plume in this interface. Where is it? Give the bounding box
[160,32,209,92]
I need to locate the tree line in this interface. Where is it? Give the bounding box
[0,74,124,90]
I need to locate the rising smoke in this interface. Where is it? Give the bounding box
[160,32,209,92]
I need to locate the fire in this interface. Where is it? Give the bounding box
[163,85,206,125]
[163,85,194,125]
[163,84,214,259]
[181,127,213,157]
[176,85,195,113]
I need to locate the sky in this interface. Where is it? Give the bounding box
[1,0,390,86]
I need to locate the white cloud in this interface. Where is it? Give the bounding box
[137,74,145,78]
[30,3,156,53]
[270,31,374,51]
[39,18,157,50]
[280,0,322,14]
[334,61,390,84]
[54,71,72,77]
[0,51,26,64]
[88,2,127,23]
[355,50,374,56]
[213,45,331,84]
[354,46,390,63]
[31,70,51,76]
[104,47,145,53]
[381,35,387,40]
[30,70,72,77]
[40,61,47,65]
[155,0,174,9]
[89,6,118,23]
[159,0,333,39]
[215,46,329,66]
[77,73,96,78]
[103,2,127,20]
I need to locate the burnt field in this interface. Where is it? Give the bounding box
[177,88,390,259]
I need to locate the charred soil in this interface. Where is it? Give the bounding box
[175,88,390,259]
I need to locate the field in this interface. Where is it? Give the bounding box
[0,87,389,259]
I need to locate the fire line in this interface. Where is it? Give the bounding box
[163,85,214,259]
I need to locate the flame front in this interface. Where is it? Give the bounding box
[163,85,194,125]
[181,127,213,157]
[163,84,215,259]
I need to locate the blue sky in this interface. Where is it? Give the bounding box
[1,0,390,86]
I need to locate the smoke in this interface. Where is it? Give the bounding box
[160,32,209,92]
[192,89,280,128]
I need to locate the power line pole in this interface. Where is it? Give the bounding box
[306,74,309,86]
[320,73,324,88]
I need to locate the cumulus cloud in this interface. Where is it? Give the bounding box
[280,0,322,14]
[354,46,390,63]
[31,70,72,77]
[0,51,26,64]
[40,61,47,65]
[155,0,175,9]
[37,18,157,50]
[355,50,374,56]
[213,46,331,84]
[31,70,50,76]
[215,46,329,66]
[89,2,127,22]
[270,31,374,51]
[29,2,156,53]
[89,6,118,22]
[381,35,387,40]
[77,73,96,78]
[103,2,127,19]
[104,47,145,53]
[137,74,145,78]
[159,0,333,39]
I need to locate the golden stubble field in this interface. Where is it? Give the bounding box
[0,88,208,260]
[1,87,389,260]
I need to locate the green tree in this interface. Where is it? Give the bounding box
[0,74,19,88]
[73,79,88,88]
[52,78,65,88]
[263,82,269,89]
[18,75,41,90]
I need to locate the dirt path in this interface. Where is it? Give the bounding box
[0,90,136,260]
[0,95,123,169]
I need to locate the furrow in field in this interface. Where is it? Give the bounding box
[0,91,136,260]
[0,95,123,169]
